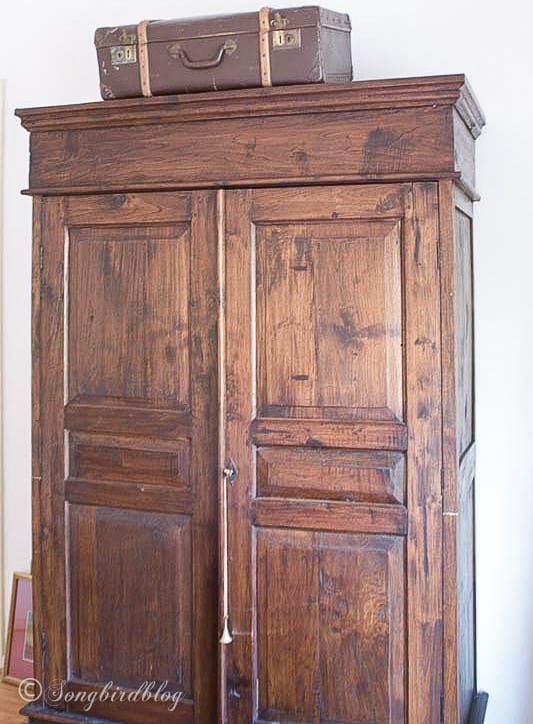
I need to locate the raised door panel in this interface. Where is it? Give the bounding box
[256,448,405,504]
[68,505,192,695]
[223,184,442,724]
[256,530,404,723]
[37,192,218,723]
[256,219,403,421]
[68,223,191,408]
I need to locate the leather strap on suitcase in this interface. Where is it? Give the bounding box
[136,9,274,96]
[137,20,152,97]
[259,7,273,87]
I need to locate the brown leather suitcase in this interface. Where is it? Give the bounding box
[95,6,352,99]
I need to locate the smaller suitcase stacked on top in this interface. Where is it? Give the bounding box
[95,6,352,100]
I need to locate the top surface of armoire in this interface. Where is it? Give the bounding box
[17,75,484,724]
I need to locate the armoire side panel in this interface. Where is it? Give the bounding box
[457,462,476,723]
[454,193,476,722]
[440,180,477,723]
[454,207,475,457]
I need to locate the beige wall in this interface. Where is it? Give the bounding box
[0,0,532,719]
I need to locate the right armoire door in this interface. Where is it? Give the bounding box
[221,183,444,724]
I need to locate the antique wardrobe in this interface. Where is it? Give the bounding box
[17,75,485,723]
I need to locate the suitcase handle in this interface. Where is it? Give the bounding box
[168,39,237,69]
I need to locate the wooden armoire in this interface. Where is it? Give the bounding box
[17,75,485,724]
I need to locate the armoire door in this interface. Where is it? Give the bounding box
[222,184,443,723]
[36,191,218,722]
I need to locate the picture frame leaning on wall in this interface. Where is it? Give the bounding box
[2,572,33,685]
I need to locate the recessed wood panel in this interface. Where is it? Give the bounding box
[251,417,408,451]
[67,223,191,408]
[457,460,476,721]
[252,499,407,535]
[256,219,403,421]
[454,208,474,456]
[256,528,405,722]
[64,399,192,440]
[256,447,405,504]
[68,504,192,695]
[69,435,190,487]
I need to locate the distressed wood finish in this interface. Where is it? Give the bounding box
[17,75,483,197]
[28,191,219,723]
[223,183,442,722]
[440,181,479,723]
[256,448,405,503]
[19,76,485,724]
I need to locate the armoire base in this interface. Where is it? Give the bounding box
[468,691,489,723]
[21,702,110,723]
[23,693,490,723]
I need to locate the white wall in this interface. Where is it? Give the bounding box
[0,80,4,652]
[0,0,532,720]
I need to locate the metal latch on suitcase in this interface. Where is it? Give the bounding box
[272,28,302,49]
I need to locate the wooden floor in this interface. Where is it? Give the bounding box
[0,681,26,722]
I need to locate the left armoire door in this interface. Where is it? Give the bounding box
[34,192,219,722]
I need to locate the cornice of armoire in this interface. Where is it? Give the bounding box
[16,73,485,136]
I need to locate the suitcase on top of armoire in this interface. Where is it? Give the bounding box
[95,6,352,99]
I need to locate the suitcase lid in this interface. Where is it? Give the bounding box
[95,7,350,48]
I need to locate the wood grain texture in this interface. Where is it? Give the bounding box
[188,191,219,724]
[252,182,410,220]
[66,681,193,723]
[25,107,453,194]
[31,197,44,701]
[24,80,484,724]
[252,417,408,450]
[256,447,405,504]
[222,190,256,722]
[454,206,475,457]
[256,219,403,421]
[440,180,478,723]
[252,498,407,535]
[64,401,192,439]
[17,77,484,197]
[34,191,218,724]
[67,222,191,407]
[256,530,405,722]
[64,190,192,223]
[64,478,194,514]
[224,184,435,722]
[404,183,443,723]
[17,74,484,133]
[39,196,68,692]
[68,504,193,692]
[69,436,190,487]
[32,197,42,478]
[23,700,110,723]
